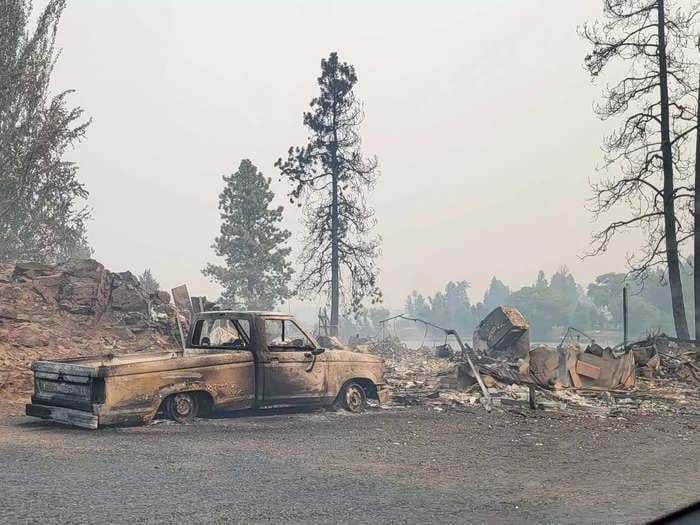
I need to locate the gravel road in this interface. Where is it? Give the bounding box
[0,405,698,524]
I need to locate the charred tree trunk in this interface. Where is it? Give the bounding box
[695,66,700,342]
[658,0,689,340]
[330,165,340,337]
[330,100,340,337]
[277,53,381,326]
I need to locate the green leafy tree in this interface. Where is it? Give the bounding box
[406,290,431,319]
[402,264,696,343]
[535,270,548,291]
[0,0,91,263]
[439,281,473,333]
[276,52,381,336]
[405,282,473,335]
[203,159,293,310]
[341,306,391,338]
[505,268,594,340]
[483,277,510,311]
[587,262,695,337]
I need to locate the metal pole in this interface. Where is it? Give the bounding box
[623,286,629,347]
[175,313,186,353]
[447,329,492,411]
[377,313,492,411]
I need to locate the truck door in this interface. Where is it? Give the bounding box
[261,318,327,405]
[189,316,256,409]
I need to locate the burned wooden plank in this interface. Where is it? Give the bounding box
[576,360,602,380]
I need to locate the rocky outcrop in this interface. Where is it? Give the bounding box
[5,259,166,329]
[0,259,179,401]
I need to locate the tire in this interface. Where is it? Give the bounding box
[166,392,198,423]
[340,382,367,413]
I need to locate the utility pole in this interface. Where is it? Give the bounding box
[623,286,629,348]
[694,37,700,342]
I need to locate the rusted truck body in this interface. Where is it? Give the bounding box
[26,311,389,429]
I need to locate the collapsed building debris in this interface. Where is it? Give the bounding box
[376,314,493,410]
[629,334,699,384]
[369,306,700,416]
[472,308,636,391]
[0,259,180,402]
[473,306,530,360]
[526,343,636,390]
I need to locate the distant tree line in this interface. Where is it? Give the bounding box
[404,264,694,342]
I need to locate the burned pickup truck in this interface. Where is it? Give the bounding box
[26,311,389,429]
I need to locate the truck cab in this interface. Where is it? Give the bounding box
[26,311,389,428]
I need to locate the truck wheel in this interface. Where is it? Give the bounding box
[341,382,367,413]
[166,392,198,423]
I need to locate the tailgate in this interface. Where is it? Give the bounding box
[31,361,103,411]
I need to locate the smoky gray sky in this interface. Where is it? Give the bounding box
[50,0,644,311]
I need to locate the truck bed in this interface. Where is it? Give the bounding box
[28,349,255,428]
[32,350,253,377]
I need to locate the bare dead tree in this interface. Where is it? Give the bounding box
[581,0,699,339]
[276,52,381,336]
[695,37,700,342]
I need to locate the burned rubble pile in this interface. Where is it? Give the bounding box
[370,307,700,416]
[0,260,179,401]
[629,335,700,384]
[370,336,484,409]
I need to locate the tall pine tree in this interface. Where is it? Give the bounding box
[276,52,381,336]
[203,159,293,310]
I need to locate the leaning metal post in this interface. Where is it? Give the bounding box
[445,329,492,412]
[623,286,629,348]
[377,314,492,411]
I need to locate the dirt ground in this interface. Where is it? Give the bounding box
[0,404,698,524]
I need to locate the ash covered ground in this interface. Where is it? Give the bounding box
[0,405,697,524]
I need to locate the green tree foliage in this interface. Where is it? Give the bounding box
[402,266,692,342]
[341,306,390,337]
[405,281,475,335]
[276,52,381,335]
[482,277,510,312]
[508,267,598,340]
[138,268,160,295]
[405,290,431,319]
[203,159,293,310]
[588,262,694,337]
[0,0,91,263]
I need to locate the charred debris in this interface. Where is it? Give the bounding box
[363,307,699,417]
[2,259,698,418]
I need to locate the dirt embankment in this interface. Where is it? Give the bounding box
[0,260,179,404]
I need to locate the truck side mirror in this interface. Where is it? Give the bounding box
[311,347,325,355]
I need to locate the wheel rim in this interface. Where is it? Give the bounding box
[346,386,364,411]
[173,393,193,417]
